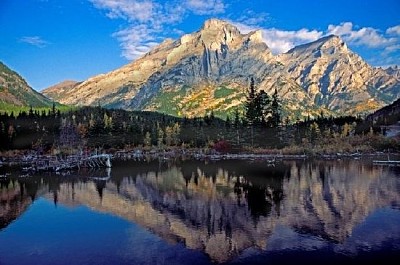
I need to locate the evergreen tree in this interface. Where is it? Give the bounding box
[245,78,272,127]
[29,106,34,117]
[225,116,231,128]
[245,77,257,125]
[270,88,281,127]
[234,109,241,128]
[255,90,270,125]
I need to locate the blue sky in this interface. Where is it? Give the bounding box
[1,0,399,91]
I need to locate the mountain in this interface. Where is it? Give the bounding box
[368,97,400,122]
[366,97,400,137]
[42,19,400,119]
[42,80,80,102]
[43,19,275,117]
[385,65,400,80]
[0,61,52,109]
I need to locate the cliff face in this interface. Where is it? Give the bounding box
[42,19,400,119]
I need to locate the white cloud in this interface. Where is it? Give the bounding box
[20,36,50,48]
[89,0,155,22]
[233,21,323,54]
[262,28,323,54]
[186,0,225,15]
[234,19,400,59]
[386,25,400,35]
[327,22,394,48]
[90,0,227,59]
[112,25,160,59]
[384,44,400,53]
[231,21,256,34]
[326,22,353,36]
[325,22,400,62]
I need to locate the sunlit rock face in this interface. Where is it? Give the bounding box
[275,35,400,115]
[42,19,400,119]
[46,160,400,263]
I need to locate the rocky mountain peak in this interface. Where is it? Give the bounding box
[319,34,348,53]
[274,33,395,114]
[198,19,242,50]
[287,34,348,58]
[201,18,234,31]
[247,30,264,43]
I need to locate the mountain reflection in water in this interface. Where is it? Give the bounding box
[1,159,400,263]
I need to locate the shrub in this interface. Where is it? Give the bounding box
[213,140,230,153]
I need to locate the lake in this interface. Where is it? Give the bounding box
[1,158,400,264]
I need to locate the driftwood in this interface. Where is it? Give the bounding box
[18,154,112,172]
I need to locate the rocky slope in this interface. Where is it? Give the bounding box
[42,19,400,119]
[41,80,80,102]
[276,35,393,115]
[385,65,400,80]
[0,62,52,109]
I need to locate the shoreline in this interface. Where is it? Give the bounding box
[1,147,399,171]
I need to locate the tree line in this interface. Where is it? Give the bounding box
[0,79,398,154]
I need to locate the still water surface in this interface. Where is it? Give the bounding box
[1,159,400,264]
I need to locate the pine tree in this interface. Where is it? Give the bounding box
[234,109,241,128]
[225,116,231,128]
[245,78,273,127]
[270,88,281,127]
[255,90,270,125]
[309,122,321,145]
[245,77,257,125]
